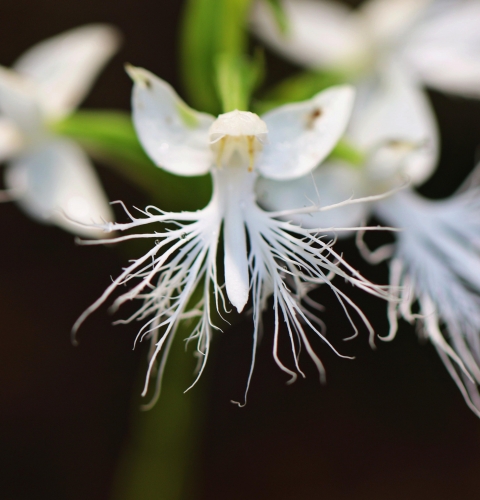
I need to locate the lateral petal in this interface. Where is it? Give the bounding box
[14,24,121,120]
[256,160,368,232]
[5,138,113,237]
[250,0,367,70]
[348,62,438,186]
[128,66,215,177]
[257,85,355,180]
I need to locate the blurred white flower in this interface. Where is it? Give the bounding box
[74,66,392,406]
[258,59,480,415]
[252,0,480,99]
[0,25,120,237]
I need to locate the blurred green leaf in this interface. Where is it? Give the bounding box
[265,0,290,35]
[180,0,254,114]
[329,139,366,167]
[214,49,264,112]
[112,320,207,500]
[54,111,212,211]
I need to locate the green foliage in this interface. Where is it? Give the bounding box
[53,111,211,211]
[180,0,254,114]
[329,139,366,167]
[214,49,264,112]
[265,0,290,35]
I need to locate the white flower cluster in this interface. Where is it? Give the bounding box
[0,25,120,237]
[4,1,480,415]
[253,0,480,414]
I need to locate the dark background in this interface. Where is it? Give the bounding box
[1,0,480,499]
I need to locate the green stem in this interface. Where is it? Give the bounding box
[111,324,207,500]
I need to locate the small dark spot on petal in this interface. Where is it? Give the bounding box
[306,107,323,129]
[144,78,152,89]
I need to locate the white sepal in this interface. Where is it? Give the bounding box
[5,138,113,237]
[0,66,44,137]
[359,0,433,46]
[128,66,215,177]
[258,85,355,180]
[0,118,24,163]
[14,24,121,120]
[402,0,480,98]
[251,0,367,70]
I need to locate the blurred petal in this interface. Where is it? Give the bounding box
[251,0,367,69]
[258,85,355,180]
[402,0,480,97]
[0,66,43,136]
[359,0,433,45]
[256,160,368,231]
[348,62,438,185]
[14,24,121,119]
[128,66,215,177]
[5,138,113,237]
[0,118,23,162]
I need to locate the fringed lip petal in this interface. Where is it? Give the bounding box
[128,66,215,177]
[5,138,114,238]
[13,24,121,120]
[250,0,367,70]
[256,160,369,232]
[258,85,355,180]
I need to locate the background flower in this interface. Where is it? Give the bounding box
[0,24,120,237]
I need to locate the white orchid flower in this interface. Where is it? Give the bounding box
[258,58,480,415]
[252,0,480,99]
[73,66,394,406]
[0,25,120,237]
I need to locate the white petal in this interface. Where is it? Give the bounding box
[256,160,369,231]
[128,66,215,177]
[402,1,480,98]
[258,85,355,180]
[13,24,121,120]
[224,197,250,313]
[250,0,367,70]
[0,118,23,162]
[5,138,113,238]
[359,0,433,45]
[0,66,44,136]
[348,62,438,186]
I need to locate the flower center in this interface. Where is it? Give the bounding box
[209,110,268,171]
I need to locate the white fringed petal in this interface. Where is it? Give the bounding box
[13,24,121,120]
[402,0,480,98]
[258,85,355,180]
[251,0,367,70]
[129,66,215,177]
[348,62,438,186]
[5,138,113,237]
[256,160,368,232]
